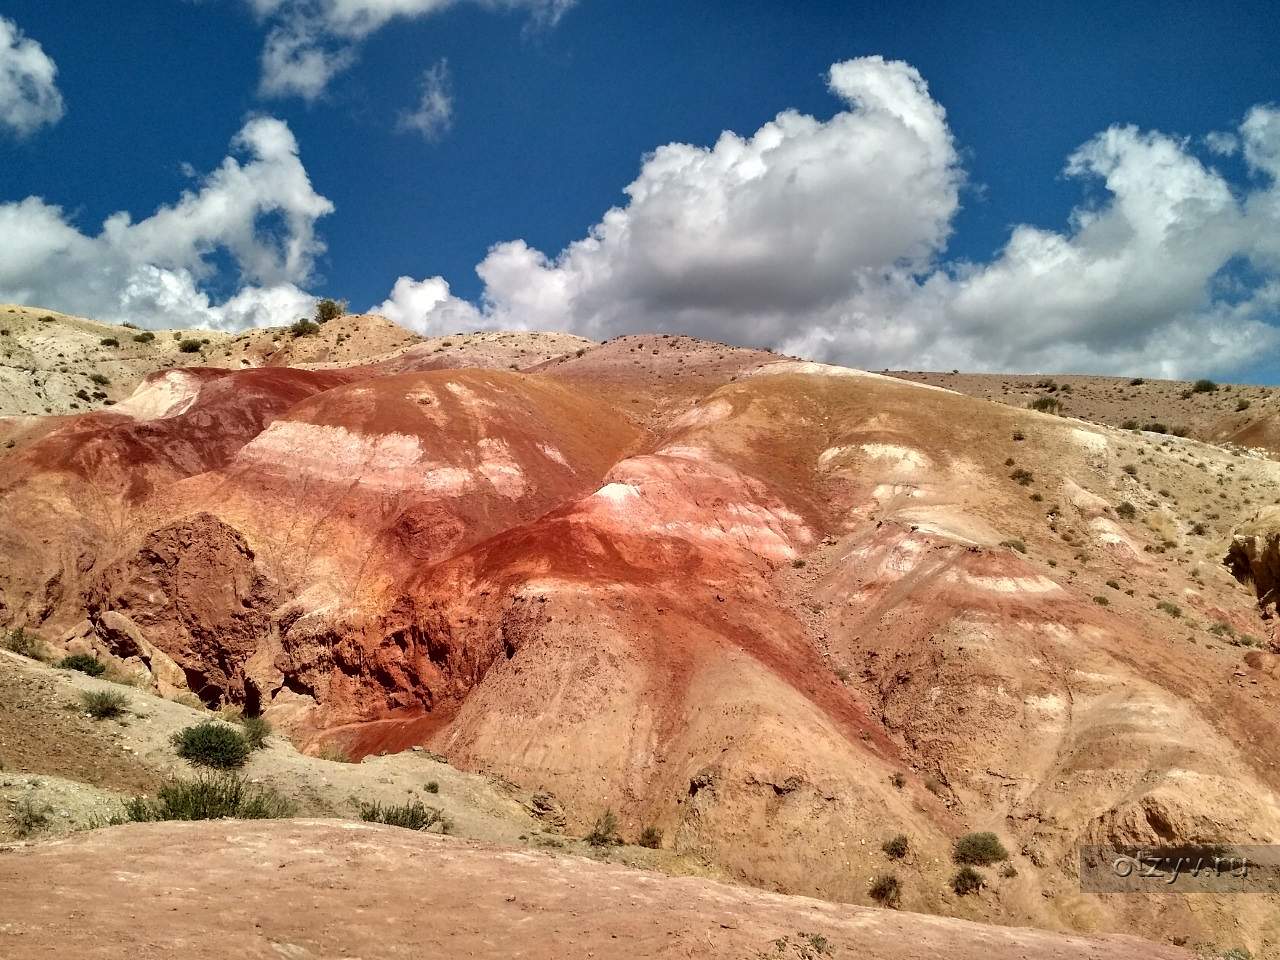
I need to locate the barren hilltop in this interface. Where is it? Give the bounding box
[3,306,1278,959]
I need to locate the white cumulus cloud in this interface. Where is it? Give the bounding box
[389,57,1280,378]
[0,116,333,330]
[0,16,64,138]
[251,0,575,102]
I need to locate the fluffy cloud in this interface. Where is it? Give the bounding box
[0,117,333,329]
[0,16,64,138]
[251,0,575,101]
[391,56,1280,377]
[398,58,453,140]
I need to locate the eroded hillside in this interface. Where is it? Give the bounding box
[2,313,1278,957]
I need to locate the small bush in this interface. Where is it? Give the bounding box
[89,373,110,386]
[882,833,909,859]
[425,780,439,794]
[1029,396,1060,413]
[171,721,252,769]
[11,797,50,837]
[81,690,128,720]
[1129,378,1144,386]
[1115,501,1137,520]
[1236,399,1251,412]
[952,865,985,895]
[1156,600,1183,619]
[121,774,292,822]
[3,627,44,659]
[1122,464,1137,476]
[1092,595,1109,606]
[58,653,106,677]
[638,825,663,849]
[316,743,357,763]
[358,800,443,831]
[238,715,271,750]
[1121,419,1139,430]
[133,331,156,343]
[1010,468,1033,485]
[290,318,320,338]
[586,808,622,846]
[99,337,119,347]
[315,298,346,324]
[1000,539,1027,554]
[178,338,202,353]
[1144,422,1169,434]
[999,863,1019,878]
[1011,430,1025,441]
[889,772,906,789]
[1192,379,1217,393]
[869,873,901,908]
[953,831,1009,865]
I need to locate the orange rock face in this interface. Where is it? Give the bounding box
[3,324,1279,950]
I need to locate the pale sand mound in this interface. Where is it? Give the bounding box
[0,820,1186,960]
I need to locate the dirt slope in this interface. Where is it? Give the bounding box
[2,314,1279,956]
[0,819,1191,960]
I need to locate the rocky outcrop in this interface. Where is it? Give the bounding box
[1226,506,1280,618]
[86,512,279,707]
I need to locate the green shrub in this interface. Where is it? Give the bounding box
[290,319,320,338]
[58,653,106,677]
[1029,396,1060,413]
[1122,464,1137,476]
[89,373,110,386]
[889,772,906,789]
[1000,539,1027,554]
[869,873,901,908]
[133,331,156,343]
[638,825,663,849]
[3,627,44,659]
[1129,378,1144,386]
[1192,379,1217,393]
[358,800,444,831]
[315,298,346,324]
[121,774,292,822]
[424,780,439,794]
[1144,422,1168,434]
[1236,399,1251,412]
[171,721,252,768]
[882,833,909,859]
[81,690,128,720]
[11,797,50,837]
[1121,419,1139,430]
[1157,600,1183,619]
[952,831,1009,865]
[1010,468,1033,485]
[99,337,119,347]
[952,865,984,895]
[178,338,202,353]
[1092,595,1109,606]
[238,715,271,750]
[1115,501,1137,520]
[316,743,357,763]
[586,808,621,846]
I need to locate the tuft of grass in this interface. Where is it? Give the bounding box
[1156,600,1183,619]
[585,808,622,846]
[1010,468,1033,485]
[952,831,1009,866]
[3,627,45,659]
[358,800,444,831]
[178,338,202,353]
[121,774,293,822]
[952,865,985,895]
[889,772,906,789]
[1092,595,1110,606]
[424,780,439,794]
[1115,501,1137,520]
[81,690,128,720]
[999,539,1027,554]
[637,825,663,849]
[316,743,357,763]
[882,833,909,860]
[869,873,901,908]
[238,715,271,751]
[11,797,51,837]
[57,653,106,677]
[171,721,252,769]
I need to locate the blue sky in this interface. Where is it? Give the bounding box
[2,0,1279,377]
